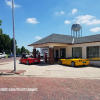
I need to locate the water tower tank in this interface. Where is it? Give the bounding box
[71,23,82,38]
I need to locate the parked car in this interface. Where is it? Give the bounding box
[16,54,21,57]
[0,53,7,58]
[40,53,49,59]
[40,53,44,59]
[58,57,89,67]
[19,53,40,65]
[8,54,14,58]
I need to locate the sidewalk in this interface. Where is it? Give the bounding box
[0,60,100,79]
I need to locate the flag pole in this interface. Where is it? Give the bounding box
[12,0,16,71]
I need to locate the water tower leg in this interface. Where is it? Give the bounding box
[81,28,82,37]
[71,29,72,36]
[76,31,77,38]
[79,31,80,37]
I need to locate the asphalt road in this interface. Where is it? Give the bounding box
[0,57,20,63]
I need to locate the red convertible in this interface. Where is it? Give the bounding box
[19,53,40,65]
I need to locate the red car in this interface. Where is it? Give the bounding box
[19,53,40,65]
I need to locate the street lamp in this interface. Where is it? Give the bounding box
[12,0,16,71]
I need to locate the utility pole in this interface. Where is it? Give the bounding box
[12,0,16,71]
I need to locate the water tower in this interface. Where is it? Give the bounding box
[71,23,82,38]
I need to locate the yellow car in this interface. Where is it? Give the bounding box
[89,57,100,60]
[58,57,89,67]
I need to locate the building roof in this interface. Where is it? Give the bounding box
[74,34,100,44]
[28,33,100,46]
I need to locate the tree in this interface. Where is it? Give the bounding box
[0,20,29,54]
[0,20,3,34]
[21,46,26,54]
[36,50,40,54]
[0,33,11,53]
[25,49,29,54]
[16,48,21,54]
[0,20,2,26]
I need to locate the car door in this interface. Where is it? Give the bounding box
[65,57,72,65]
[21,58,24,63]
[24,58,27,64]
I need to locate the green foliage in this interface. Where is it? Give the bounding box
[0,20,30,54]
[21,46,26,54]
[16,48,21,55]
[0,33,11,53]
[6,54,9,58]
[0,20,2,34]
[25,49,30,54]
[0,20,2,26]
[36,50,40,54]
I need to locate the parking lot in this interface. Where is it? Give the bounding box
[0,59,100,79]
[0,57,20,63]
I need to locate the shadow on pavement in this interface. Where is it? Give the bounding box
[19,60,100,68]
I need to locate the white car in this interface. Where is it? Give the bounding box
[0,53,7,58]
[40,53,49,59]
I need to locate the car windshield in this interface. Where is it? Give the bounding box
[66,57,80,59]
[66,57,73,59]
[73,57,80,59]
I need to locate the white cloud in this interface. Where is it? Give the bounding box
[64,20,71,24]
[90,27,100,32]
[75,15,100,25]
[26,18,39,24]
[68,8,77,15]
[35,36,42,40]
[61,11,65,15]
[72,9,77,14]
[5,0,21,8]
[55,11,65,16]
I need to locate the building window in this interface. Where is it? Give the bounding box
[72,47,82,58]
[87,46,100,60]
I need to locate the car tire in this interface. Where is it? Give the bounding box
[19,60,22,64]
[71,62,75,67]
[59,60,62,65]
[26,61,29,65]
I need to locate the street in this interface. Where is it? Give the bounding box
[0,57,20,65]
[0,77,100,100]
[0,58,100,99]
[0,57,20,63]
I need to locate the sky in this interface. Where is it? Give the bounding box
[0,0,100,52]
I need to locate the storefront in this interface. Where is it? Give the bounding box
[28,33,100,65]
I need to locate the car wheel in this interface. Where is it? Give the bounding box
[19,60,22,64]
[26,61,29,65]
[59,60,62,65]
[71,62,75,67]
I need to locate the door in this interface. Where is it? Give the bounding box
[60,48,66,59]
[55,50,59,61]
[65,57,72,65]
